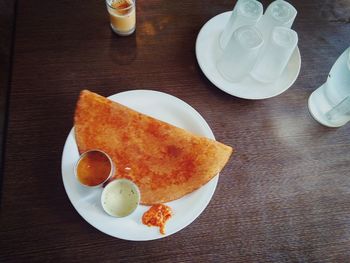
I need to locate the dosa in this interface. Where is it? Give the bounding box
[74,90,233,205]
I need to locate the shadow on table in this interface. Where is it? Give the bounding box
[108,31,138,66]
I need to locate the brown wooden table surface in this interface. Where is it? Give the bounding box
[1,0,350,262]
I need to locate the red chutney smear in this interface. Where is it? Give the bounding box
[142,204,172,235]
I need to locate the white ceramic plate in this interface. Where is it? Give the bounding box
[61,90,219,241]
[196,11,301,100]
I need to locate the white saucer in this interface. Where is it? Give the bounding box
[195,11,301,100]
[61,90,219,241]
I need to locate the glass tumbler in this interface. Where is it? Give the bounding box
[217,26,263,83]
[256,0,297,44]
[106,0,136,36]
[250,26,298,83]
[219,0,263,50]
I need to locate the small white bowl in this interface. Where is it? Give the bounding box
[101,179,140,218]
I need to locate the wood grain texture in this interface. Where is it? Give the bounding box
[1,0,350,262]
[0,0,16,196]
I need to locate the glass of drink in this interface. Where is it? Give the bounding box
[106,0,136,36]
[308,47,350,127]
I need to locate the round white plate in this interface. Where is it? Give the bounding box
[195,11,301,100]
[61,90,219,241]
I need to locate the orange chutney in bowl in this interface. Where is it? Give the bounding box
[76,150,113,187]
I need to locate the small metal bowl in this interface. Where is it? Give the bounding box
[74,149,115,188]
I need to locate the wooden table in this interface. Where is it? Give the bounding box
[1,0,350,262]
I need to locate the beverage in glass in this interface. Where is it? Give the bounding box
[106,0,136,36]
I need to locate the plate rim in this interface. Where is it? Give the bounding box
[61,89,220,241]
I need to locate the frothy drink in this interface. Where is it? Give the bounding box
[106,0,136,36]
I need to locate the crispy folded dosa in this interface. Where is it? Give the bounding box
[74,90,233,205]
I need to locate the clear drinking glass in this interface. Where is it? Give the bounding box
[106,0,136,36]
[217,26,263,82]
[256,0,297,43]
[308,47,350,127]
[219,0,263,50]
[250,27,298,83]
